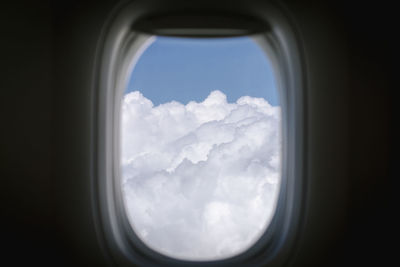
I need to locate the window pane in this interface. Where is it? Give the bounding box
[121,36,281,260]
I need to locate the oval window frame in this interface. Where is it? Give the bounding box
[93,1,307,266]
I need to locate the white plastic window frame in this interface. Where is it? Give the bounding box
[92,1,307,266]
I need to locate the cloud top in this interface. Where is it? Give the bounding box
[121,90,281,260]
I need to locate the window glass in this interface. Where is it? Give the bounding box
[121,36,281,260]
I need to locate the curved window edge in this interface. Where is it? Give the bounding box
[92,1,308,266]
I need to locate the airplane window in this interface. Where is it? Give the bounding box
[120,36,281,261]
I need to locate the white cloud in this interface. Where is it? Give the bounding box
[121,90,281,260]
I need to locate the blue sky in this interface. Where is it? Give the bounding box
[126,36,279,106]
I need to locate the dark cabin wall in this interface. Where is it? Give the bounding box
[285,1,397,266]
[0,1,58,264]
[0,0,396,266]
[330,2,397,266]
[53,1,116,264]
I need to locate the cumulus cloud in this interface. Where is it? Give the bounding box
[121,90,281,260]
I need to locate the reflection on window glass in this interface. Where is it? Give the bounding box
[121,36,281,260]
